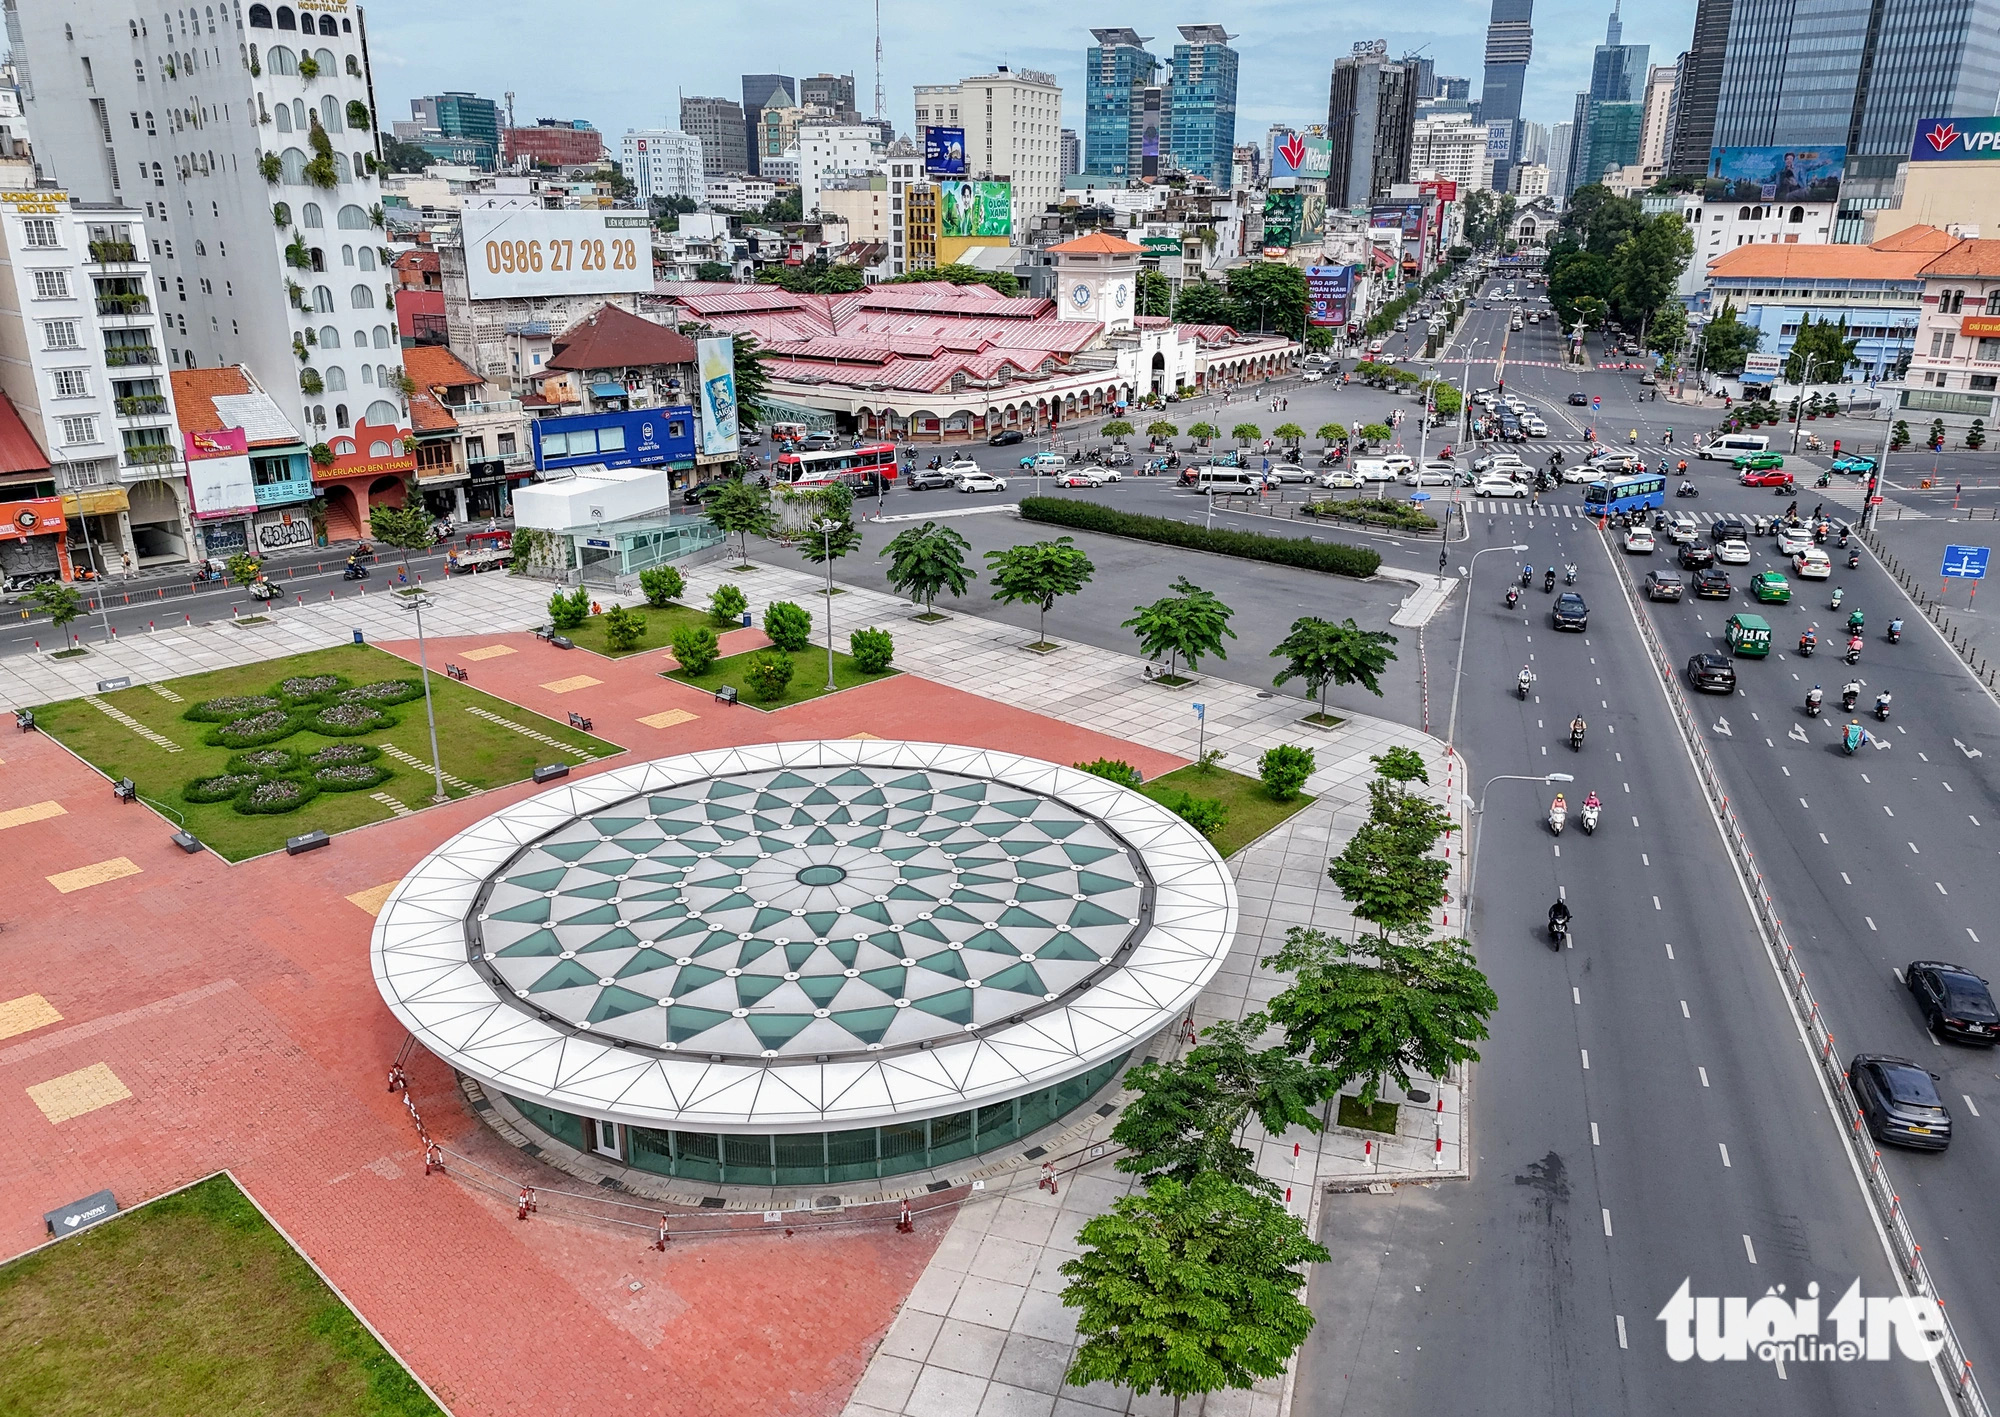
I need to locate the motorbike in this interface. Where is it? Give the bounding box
[247,578,279,602]
[1875,693,1891,721]
[1806,688,1823,717]
[1549,902,1571,947]
[1568,722,1586,751]
[1814,472,1831,488]
[1505,586,1521,609]
[1888,620,1903,644]
[1798,633,1816,656]
[1563,565,1578,585]
[342,562,369,581]
[1847,610,1865,635]
[1676,483,1700,498]
[1517,669,1533,699]
[1841,684,1861,712]
[1843,723,1866,755]
[1521,568,1534,589]
[1838,531,1850,548]
[1544,569,1557,593]
[1548,800,1568,835]
[1830,588,1845,610]
[1844,637,1862,666]
[1580,801,1601,834]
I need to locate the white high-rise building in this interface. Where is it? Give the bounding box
[12,1,407,476]
[0,191,192,567]
[797,123,880,216]
[1548,121,1575,200]
[1637,63,1678,174]
[912,67,1062,234]
[619,129,703,204]
[1411,113,1486,192]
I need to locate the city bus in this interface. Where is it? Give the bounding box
[771,442,899,489]
[1583,471,1667,518]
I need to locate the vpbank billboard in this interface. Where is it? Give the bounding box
[1910,117,2000,162]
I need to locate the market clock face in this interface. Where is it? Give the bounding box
[1071,283,1093,309]
[1113,282,1128,309]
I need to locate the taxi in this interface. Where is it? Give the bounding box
[1750,570,1792,604]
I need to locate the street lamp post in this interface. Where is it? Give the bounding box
[1464,771,1574,912]
[811,516,839,691]
[395,589,449,804]
[1789,353,1822,454]
[1446,543,1529,748]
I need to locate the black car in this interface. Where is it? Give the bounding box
[1693,567,1733,599]
[1709,516,1750,544]
[1568,392,1590,407]
[1643,570,1685,601]
[1687,652,1736,692]
[1850,1053,1952,1150]
[988,429,1025,447]
[1678,543,1715,571]
[1551,592,1588,630]
[1906,961,2000,1044]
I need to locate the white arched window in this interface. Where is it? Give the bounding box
[334,402,348,427]
[318,325,339,347]
[352,328,368,350]
[273,102,290,132]
[301,201,322,227]
[349,283,373,309]
[340,243,353,266]
[357,246,375,272]
[376,363,391,385]
[365,400,397,426]
[280,147,307,183]
[291,98,306,130]
[360,363,372,384]
[314,47,335,71]
[368,438,392,456]
[372,326,390,349]
[324,365,347,391]
[311,284,332,311]
[337,203,368,228]
[320,95,342,132]
[267,44,296,74]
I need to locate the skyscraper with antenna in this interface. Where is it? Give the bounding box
[874,0,886,119]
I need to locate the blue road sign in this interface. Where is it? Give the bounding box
[1193,703,1205,719]
[1941,545,1990,580]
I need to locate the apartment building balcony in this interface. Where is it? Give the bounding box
[115,395,169,419]
[96,294,153,322]
[122,443,181,472]
[87,240,141,266]
[104,347,160,369]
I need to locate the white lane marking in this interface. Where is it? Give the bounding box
[1623,782,1630,792]
[1617,1315,1629,1350]
[1554,843,1562,856]
[1744,1234,1758,1265]
[1653,895,1662,911]
[1884,805,1895,817]
[1919,751,1929,762]
[1616,752,1623,762]
[1681,1000,1691,1018]
[1581,1049,1590,1069]
[1801,798,1810,809]
[1841,871,1852,884]
[1965,1095,1982,1118]
[1937,882,1948,895]
[1603,1208,1614,1237]
[1944,782,1954,793]
[1719,1143,1732,1168]
[1765,738,1775,748]
[1632,816,1640,828]
[1699,1067,1711,1087]
[1956,738,1983,759]
[1971,929,1982,944]
[1820,833,1829,844]
[1665,942,1675,959]
[1866,916,1878,931]
[1973,816,1983,827]
[1642,853,1650,866]
[1910,842,1921,855]
[1592,1122,1601,1145]
[1751,711,1760,722]
[1573,987,1581,1004]
[1893,967,1905,982]
[1863,774,1871,784]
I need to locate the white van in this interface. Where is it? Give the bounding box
[1194,467,1260,495]
[1699,433,1770,461]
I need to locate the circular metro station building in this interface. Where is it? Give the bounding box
[371,741,1237,1189]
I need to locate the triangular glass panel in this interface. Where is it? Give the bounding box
[784,938,818,970]
[494,928,561,958]
[555,903,620,927]
[735,974,784,1007]
[803,786,840,806]
[751,906,794,932]
[902,919,950,945]
[884,773,931,791]
[799,975,846,1008]
[489,899,551,924]
[1035,934,1099,962]
[802,911,841,937]
[502,867,567,892]
[1015,882,1071,902]
[981,962,1049,997]
[1034,820,1083,839]
[586,985,658,1023]
[829,769,875,787]
[747,1014,814,1050]
[960,929,1019,956]
[831,1005,899,1044]
[539,839,600,862]
[996,906,1056,928]
[1075,870,1132,896]
[577,926,638,954]
[1062,843,1120,865]
[666,1005,731,1043]
[590,816,642,836]
[942,782,986,801]
[805,825,838,846]
[708,779,756,797]
[1068,901,1129,929]
[614,947,679,979]
[859,965,906,993]
[915,949,967,980]
[912,988,974,1024]
[528,958,600,993]
[990,798,1038,817]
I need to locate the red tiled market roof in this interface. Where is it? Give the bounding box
[546,304,697,372]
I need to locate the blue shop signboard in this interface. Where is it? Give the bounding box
[533,407,695,473]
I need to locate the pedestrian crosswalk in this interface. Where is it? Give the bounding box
[1467,502,1864,523]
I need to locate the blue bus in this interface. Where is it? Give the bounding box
[1583,471,1666,517]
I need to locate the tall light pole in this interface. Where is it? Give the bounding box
[811,516,839,691]
[1446,543,1528,748]
[1465,771,1573,912]
[396,589,449,803]
[1788,352,1821,454]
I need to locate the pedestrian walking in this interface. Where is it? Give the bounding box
[120,551,132,576]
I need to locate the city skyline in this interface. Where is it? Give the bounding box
[362,0,1696,164]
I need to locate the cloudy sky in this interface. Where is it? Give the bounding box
[365,0,1694,142]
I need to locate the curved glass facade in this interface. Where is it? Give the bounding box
[505,1053,1129,1188]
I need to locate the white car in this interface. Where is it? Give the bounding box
[1055,468,1106,488]
[958,471,1009,493]
[1793,548,1833,579]
[1560,465,1600,484]
[1622,526,1657,554]
[942,457,983,477]
[1378,455,1415,476]
[1264,463,1314,483]
[1475,475,1529,498]
[1664,512,1699,544]
[1474,453,1527,475]
[1776,527,1814,557]
[1714,538,1751,565]
[1522,418,1549,437]
[1400,465,1458,487]
[1319,469,1364,488]
[1300,369,1324,383]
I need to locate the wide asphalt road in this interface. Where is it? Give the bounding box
[1295,294,1946,1414]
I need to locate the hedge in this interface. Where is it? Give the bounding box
[1017,498,1381,578]
[1302,499,1438,532]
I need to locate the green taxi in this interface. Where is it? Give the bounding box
[1732,451,1786,471]
[1749,570,1791,604]
[1726,612,1773,657]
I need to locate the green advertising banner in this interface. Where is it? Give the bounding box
[939,180,1013,238]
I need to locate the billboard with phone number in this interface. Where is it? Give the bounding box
[461,209,652,301]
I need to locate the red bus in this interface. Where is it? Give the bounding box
[772,442,898,488]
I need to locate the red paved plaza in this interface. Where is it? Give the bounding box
[0,629,1185,1416]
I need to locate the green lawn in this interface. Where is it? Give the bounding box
[1338,1095,1401,1134]
[33,643,619,861]
[665,645,896,710]
[1140,764,1315,859]
[0,1174,442,1417]
[555,601,719,659]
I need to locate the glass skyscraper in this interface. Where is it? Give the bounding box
[1084,28,1160,179]
[1711,0,2000,239]
[1480,0,1536,191]
[1166,25,1240,188]
[1565,2,1648,190]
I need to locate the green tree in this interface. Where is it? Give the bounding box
[757,260,861,294]
[1258,744,1316,802]
[1060,1172,1330,1417]
[1272,422,1305,449]
[1461,188,1497,247]
[1647,300,1688,358]
[883,262,1019,297]
[1187,421,1220,445]
[883,520,971,616]
[1171,279,1236,327]
[1316,422,1346,446]
[703,479,774,565]
[743,649,795,701]
[1785,315,1860,384]
[1371,745,1429,787]
[1262,925,1497,1107]
[1559,185,1644,257]
[638,566,684,606]
[1270,616,1399,717]
[797,480,861,566]
[762,600,812,652]
[986,536,1095,648]
[1146,420,1180,442]
[1698,299,1760,375]
[1547,252,1615,330]
[1135,268,1174,318]
[759,192,804,224]
[1226,262,1308,334]
[225,552,263,588]
[1612,215,1693,328]
[602,604,645,652]
[693,260,733,283]
[1229,422,1261,447]
[547,585,589,632]
[848,626,895,672]
[1327,779,1457,933]
[670,623,720,674]
[366,502,437,579]
[709,583,748,626]
[30,581,84,641]
[729,334,773,430]
[1122,577,1237,680]
[1101,419,1135,441]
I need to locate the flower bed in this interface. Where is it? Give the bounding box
[227,747,304,774]
[312,762,393,791]
[237,775,320,815]
[204,710,303,749]
[276,673,349,704]
[308,702,394,736]
[338,679,423,706]
[185,694,282,723]
[183,772,264,804]
[307,741,379,767]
